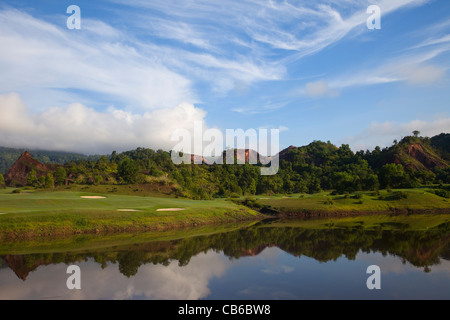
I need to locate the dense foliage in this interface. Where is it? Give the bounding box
[3,133,450,199]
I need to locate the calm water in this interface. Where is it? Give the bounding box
[0,218,449,300]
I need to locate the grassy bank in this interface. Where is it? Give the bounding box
[246,188,450,216]
[0,188,263,239]
[260,214,450,231]
[0,220,261,255]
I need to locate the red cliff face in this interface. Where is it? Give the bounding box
[189,149,272,165]
[407,144,447,169]
[1,255,46,281]
[4,151,57,187]
[393,144,448,170]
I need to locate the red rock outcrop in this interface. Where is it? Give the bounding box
[4,151,59,187]
[1,255,46,281]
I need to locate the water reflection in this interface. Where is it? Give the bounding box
[0,218,449,299]
[0,252,231,300]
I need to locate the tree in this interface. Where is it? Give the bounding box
[413,130,420,137]
[38,176,46,187]
[95,175,103,185]
[379,163,405,188]
[363,173,380,191]
[45,173,54,189]
[331,171,357,194]
[0,173,4,188]
[55,167,67,186]
[95,156,109,172]
[118,158,139,184]
[27,169,38,187]
[308,177,322,194]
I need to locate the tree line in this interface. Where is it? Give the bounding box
[1,132,449,198]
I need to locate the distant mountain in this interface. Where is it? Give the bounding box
[0,146,100,174]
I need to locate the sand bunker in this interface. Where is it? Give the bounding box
[117,209,140,212]
[80,196,106,199]
[156,208,185,212]
[0,213,7,215]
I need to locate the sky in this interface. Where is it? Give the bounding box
[0,0,449,155]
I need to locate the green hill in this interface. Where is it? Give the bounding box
[0,132,448,197]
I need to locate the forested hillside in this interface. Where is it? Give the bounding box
[1,132,449,199]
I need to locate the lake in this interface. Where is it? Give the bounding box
[0,215,449,300]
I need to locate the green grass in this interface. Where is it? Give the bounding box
[0,220,260,255]
[56,183,177,197]
[253,188,450,214]
[1,187,449,239]
[260,214,449,231]
[0,188,262,239]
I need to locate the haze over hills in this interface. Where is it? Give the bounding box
[0,147,101,175]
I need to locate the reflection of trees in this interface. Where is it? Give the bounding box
[440,242,450,261]
[117,251,147,278]
[2,221,449,279]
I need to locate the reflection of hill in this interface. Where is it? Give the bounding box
[2,221,449,280]
[1,255,47,281]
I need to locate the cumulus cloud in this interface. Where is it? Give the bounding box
[0,92,207,154]
[345,118,450,151]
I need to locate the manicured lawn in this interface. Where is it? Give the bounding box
[1,187,448,239]
[0,188,262,238]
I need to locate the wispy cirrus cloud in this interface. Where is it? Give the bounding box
[296,28,450,95]
[0,9,196,111]
[0,0,436,111]
[232,101,289,115]
[112,0,430,65]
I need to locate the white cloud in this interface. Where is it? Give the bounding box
[0,9,196,111]
[327,51,448,91]
[345,117,450,151]
[0,251,230,300]
[0,1,437,113]
[402,65,446,85]
[356,251,450,275]
[0,92,207,154]
[305,80,339,98]
[114,0,429,66]
[261,265,294,274]
[232,101,289,115]
[142,18,214,50]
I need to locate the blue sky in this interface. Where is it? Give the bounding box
[0,0,449,154]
